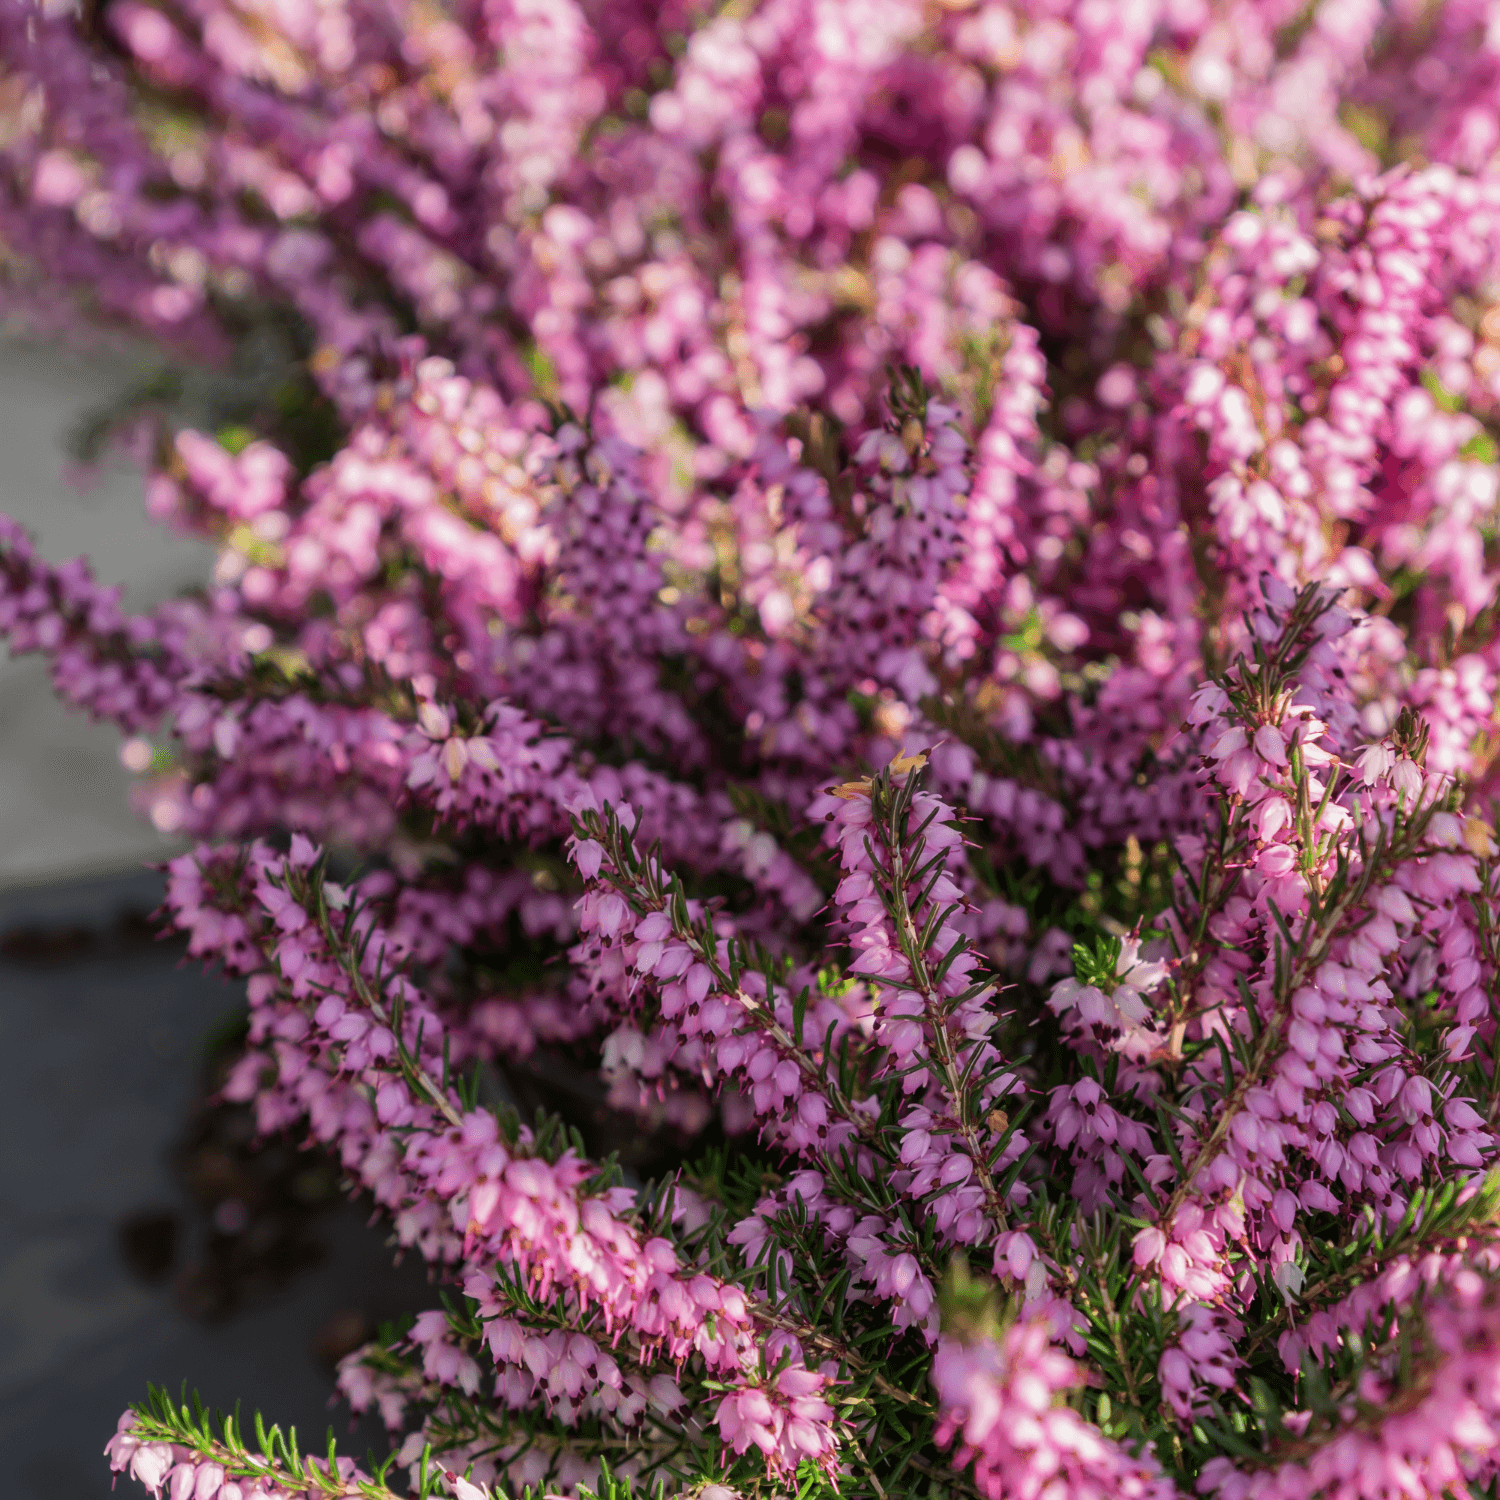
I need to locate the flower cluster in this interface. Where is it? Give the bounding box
[9,1,1500,1499]
[932,1315,1177,1500]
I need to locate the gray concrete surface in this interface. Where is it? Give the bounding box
[0,336,218,887]
[0,871,430,1496]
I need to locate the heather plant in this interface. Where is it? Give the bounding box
[11,2,1500,1499]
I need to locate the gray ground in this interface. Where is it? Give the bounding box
[0,335,215,886]
[0,872,431,1498]
[0,340,428,1492]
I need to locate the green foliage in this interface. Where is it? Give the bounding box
[1462,431,1499,464]
[217,423,258,455]
[132,1384,417,1500]
[1070,933,1122,989]
[1420,367,1464,413]
[936,1255,1012,1343]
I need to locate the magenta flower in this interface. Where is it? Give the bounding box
[14,0,1500,1495]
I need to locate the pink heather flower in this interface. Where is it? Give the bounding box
[11,7,1500,1500]
[1253,724,1288,767]
[933,1321,1177,1500]
[129,1449,175,1496]
[443,1471,489,1500]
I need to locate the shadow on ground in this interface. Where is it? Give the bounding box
[0,870,432,1499]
